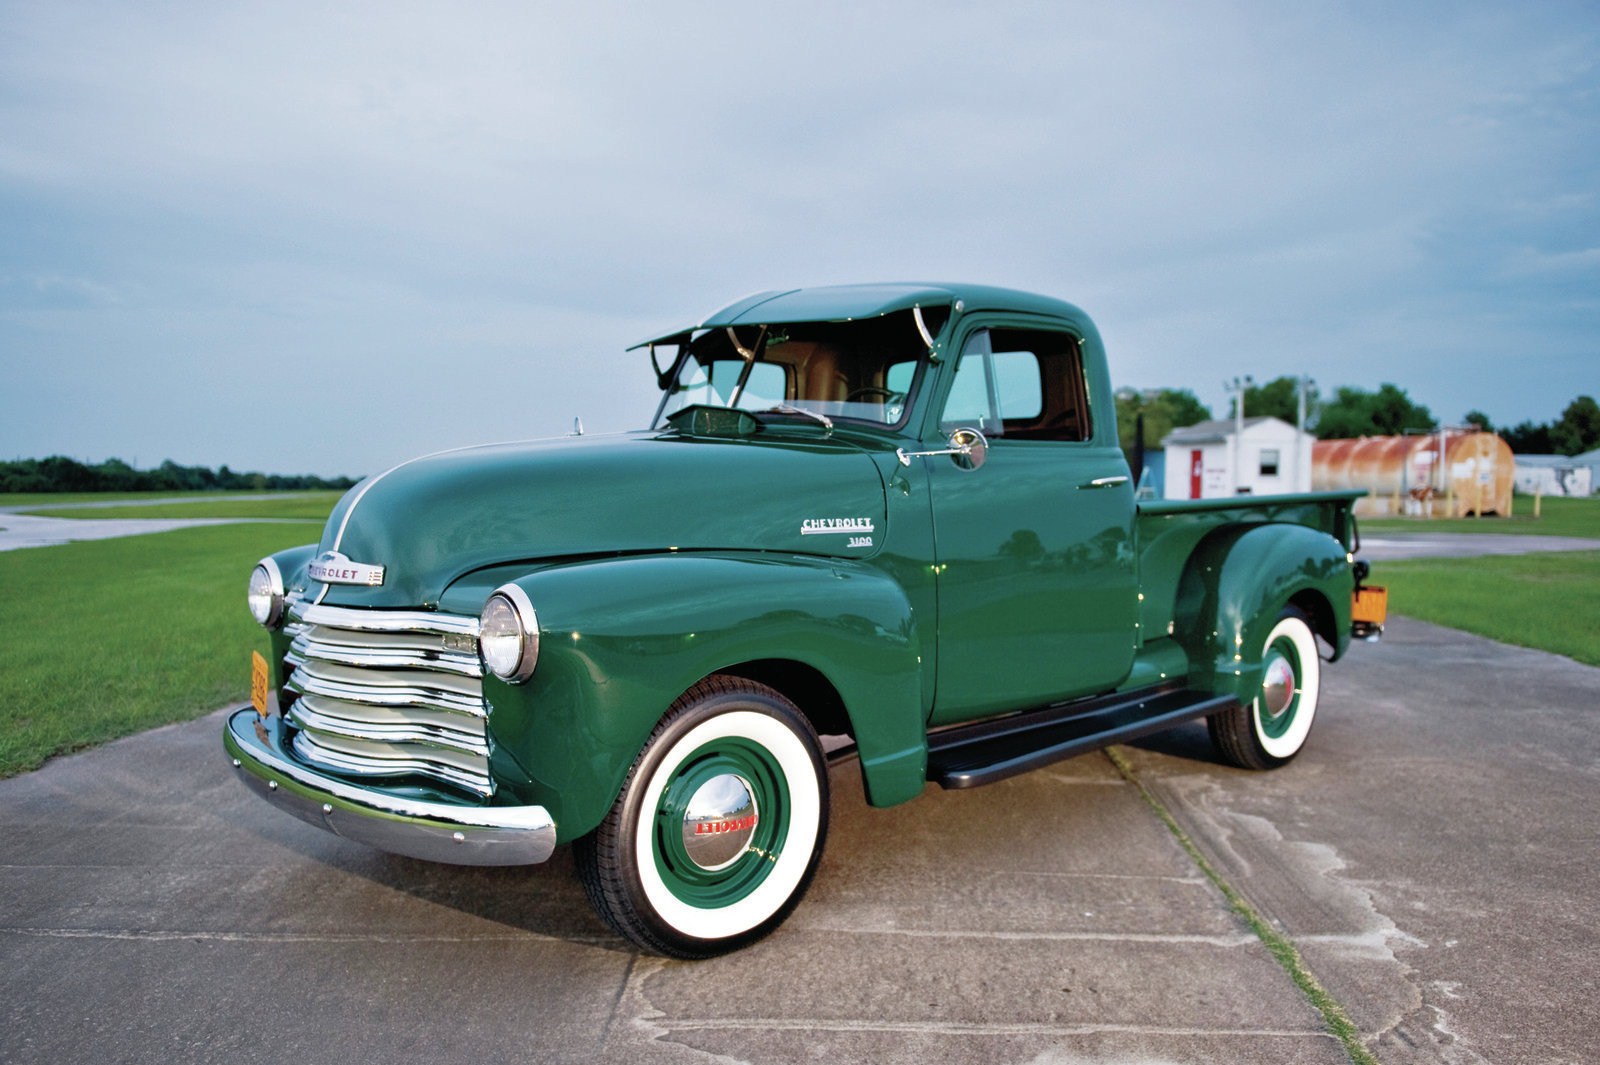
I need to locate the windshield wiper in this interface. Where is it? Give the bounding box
[758,406,833,432]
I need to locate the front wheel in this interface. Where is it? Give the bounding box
[1208,608,1322,770]
[575,676,829,958]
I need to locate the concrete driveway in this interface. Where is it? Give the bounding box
[1357,532,1600,561]
[0,511,270,551]
[0,496,320,552]
[3,616,1596,1065]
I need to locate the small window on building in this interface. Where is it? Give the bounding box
[1259,449,1280,477]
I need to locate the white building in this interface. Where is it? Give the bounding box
[1161,417,1314,500]
[1573,448,1600,495]
[1514,455,1594,497]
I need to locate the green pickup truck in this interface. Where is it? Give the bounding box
[227,283,1383,958]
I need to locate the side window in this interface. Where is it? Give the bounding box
[991,350,1043,420]
[941,332,1002,433]
[940,327,1090,441]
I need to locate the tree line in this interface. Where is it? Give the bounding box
[1117,379,1600,457]
[0,456,360,494]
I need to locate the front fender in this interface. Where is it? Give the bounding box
[471,553,927,842]
[1172,524,1353,704]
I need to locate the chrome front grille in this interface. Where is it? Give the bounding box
[282,601,491,797]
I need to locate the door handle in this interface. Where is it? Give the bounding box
[1078,476,1129,490]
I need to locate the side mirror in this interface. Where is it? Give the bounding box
[947,427,988,470]
[896,427,989,471]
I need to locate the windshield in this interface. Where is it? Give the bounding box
[653,310,930,430]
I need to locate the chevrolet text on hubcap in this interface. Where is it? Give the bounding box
[679,772,759,871]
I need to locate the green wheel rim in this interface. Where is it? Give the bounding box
[651,737,792,908]
[1257,635,1301,741]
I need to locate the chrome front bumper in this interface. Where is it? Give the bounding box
[224,708,556,866]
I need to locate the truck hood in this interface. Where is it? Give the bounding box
[306,431,888,608]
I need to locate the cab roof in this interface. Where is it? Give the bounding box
[631,282,1087,349]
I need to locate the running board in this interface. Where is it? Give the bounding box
[926,685,1238,789]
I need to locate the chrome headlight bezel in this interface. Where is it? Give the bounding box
[248,558,286,629]
[479,583,540,683]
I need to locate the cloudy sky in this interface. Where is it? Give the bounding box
[3,1,1596,477]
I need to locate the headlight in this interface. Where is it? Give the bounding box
[479,584,539,683]
[247,559,285,628]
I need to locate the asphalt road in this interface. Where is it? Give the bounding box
[3,616,1596,1065]
[1357,532,1600,561]
[0,496,321,552]
[0,512,272,551]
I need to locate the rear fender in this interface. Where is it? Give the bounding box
[474,553,927,842]
[1171,524,1353,704]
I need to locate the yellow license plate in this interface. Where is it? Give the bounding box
[1352,585,1388,626]
[250,650,270,716]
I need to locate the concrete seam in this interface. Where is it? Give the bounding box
[1104,746,1381,1065]
[598,952,638,1052]
[795,927,1256,945]
[0,926,615,946]
[660,1018,1335,1038]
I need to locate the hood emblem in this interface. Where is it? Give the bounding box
[308,550,386,587]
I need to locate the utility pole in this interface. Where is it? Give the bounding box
[1296,376,1315,492]
[1224,375,1253,494]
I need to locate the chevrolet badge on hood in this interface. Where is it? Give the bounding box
[308,550,386,586]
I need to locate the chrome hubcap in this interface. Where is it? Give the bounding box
[680,773,759,871]
[1261,655,1297,718]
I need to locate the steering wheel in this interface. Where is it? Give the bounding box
[845,386,906,423]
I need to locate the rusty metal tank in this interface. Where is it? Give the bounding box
[1312,431,1515,517]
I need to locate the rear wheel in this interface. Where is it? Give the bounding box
[1208,608,1321,770]
[575,676,828,958]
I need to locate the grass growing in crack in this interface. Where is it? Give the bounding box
[1104,746,1380,1065]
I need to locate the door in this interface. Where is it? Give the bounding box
[923,324,1138,723]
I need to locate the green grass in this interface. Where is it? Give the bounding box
[1380,550,1600,667]
[17,491,344,520]
[0,521,324,778]
[1358,495,1599,663]
[1362,494,1600,539]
